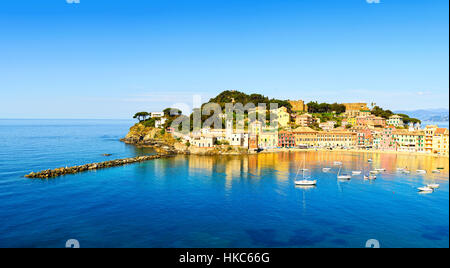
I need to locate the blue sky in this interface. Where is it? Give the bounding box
[0,0,448,119]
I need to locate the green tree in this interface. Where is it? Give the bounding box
[133,112,149,122]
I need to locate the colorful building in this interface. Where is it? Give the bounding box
[278,131,296,148]
[387,115,404,128]
[393,130,425,153]
[293,127,318,148]
[424,125,438,153]
[275,107,290,128]
[319,121,336,132]
[295,113,314,127]
[258,131,278,149]
[432,128,449,156]
[316,131,356,148]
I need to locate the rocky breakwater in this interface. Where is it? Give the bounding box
[25,154,171,179]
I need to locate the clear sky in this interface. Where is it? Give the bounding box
[0,0,448,119]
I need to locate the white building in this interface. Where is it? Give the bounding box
[319,121,336,132]
[191,136,216,148]
[151,112,165,118]
[155,118,167,128]
[387,115,404,127]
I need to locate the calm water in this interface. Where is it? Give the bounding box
[0,120,448,248]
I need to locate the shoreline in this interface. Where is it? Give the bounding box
[257,148,449,158]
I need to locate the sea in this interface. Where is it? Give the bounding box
[0,119,448,248]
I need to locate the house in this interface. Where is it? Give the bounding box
[432,128,449,155]
[387,115,404,128]
[151,112,165,118]
[295,113,314,127]
[229,133,249,148]
[424,125,438,153]
[316,131,356,148]
[393,130,425,153]
[278,131,296,148]
[275,107,290,128]
[258,131,278,149]
[293,127,318,148]
[155,118,167,128]
[249,120,263,135]
[319,121,336,132]
[191,136,216,148]
[343,103,369,117]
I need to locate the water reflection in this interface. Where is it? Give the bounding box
[185,151,449,188]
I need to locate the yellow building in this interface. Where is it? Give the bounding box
[424,125,438,153]
[316,130,357,148]
[289,99,308,112]
[393,130,425,153]
[258,131,278,149]
[343,103,369,117]
[293,127,318,148]
[347,117,357,126]
[275,107,290,128]
[432,128,449,156]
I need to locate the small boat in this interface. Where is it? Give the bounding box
[402,170,410,174]
[322,167,331,172]
[396,168,405,172]
[432,170,441,174]
[427,183,440,189]
[418,186,433,192]
[437,167,444,170]
[334,161,342,166]
[295,154,316,186]
[295,179,317,186]
[337,166,351,180]
[370,170,379,174]
[338,175,351,180]
[374,168,386,172]
[416,170,427,174]
[368,159,373,163]
[364,175,376,180]
[352,171,362,175]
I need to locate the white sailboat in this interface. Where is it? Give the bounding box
[416,170,427,174]
[337,166,351,181]
[333,161,342,166]
[295,154,317,186]
[352,171,362,176]
[432,170,441,174]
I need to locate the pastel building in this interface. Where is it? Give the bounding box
[293,127,318,148]
[319,121,336,132]
[276,107,291,128]
[295,113,314,127]
[393,130,425,153]
[432,128,449,156]
[258,131,278,149]
[316,131,356,148]
[387,115,404,128]
[278,131,296,148]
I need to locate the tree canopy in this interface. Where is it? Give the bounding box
[133,112,149,122]
[307,102,346,114]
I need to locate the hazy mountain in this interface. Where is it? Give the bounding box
[394,109,449,122]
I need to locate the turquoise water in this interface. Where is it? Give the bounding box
[0,120,448,248]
